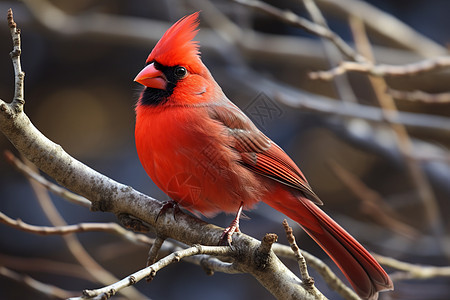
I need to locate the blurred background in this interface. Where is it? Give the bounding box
[0,0,449,299]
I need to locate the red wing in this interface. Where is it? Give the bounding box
[208,102,322,204]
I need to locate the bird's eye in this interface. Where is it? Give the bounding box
[174,66,187,79]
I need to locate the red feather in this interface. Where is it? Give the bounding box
[146,12,202,71]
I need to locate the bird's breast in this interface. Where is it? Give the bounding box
[135,105,265,216]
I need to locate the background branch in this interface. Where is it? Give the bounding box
[0,266,76,299]
[309,56,450,80]
[4,150,91,208]
[76,245,235,300]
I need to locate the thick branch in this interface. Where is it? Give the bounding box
[0,10,317,300]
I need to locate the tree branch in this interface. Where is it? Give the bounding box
[4,150,91,208]
[0,266,76,299]
[72,245,234,300]
[7,8,24,113]
[315,0,447,57]
[328,160,420,240]
[282,220,323,299]
[231,0,366,63]
[373,254,450,280]
[273,238,359,300]
[0,9,320,300]
[0,210,153,246]
[309,56,450,81]
[387,88,450,104]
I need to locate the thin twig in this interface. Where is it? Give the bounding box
[0,254,94,281]
[0,210,153,246]
[4,150,91,208]
[328,160,420,239]
[71,245,233,300]
[257,233,278,255]
[373,254,450,280]
[275,91,450,132]
[315,0,447,57]
[387,88,450,104]
[7,8,25,112]
[272,243,360,300]
[282,220,315,291]
[301,0,358,103]
[0,266,76,299]
[231,0,366,63]
[309,56,450,80]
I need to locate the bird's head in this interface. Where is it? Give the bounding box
[135,12,219,106]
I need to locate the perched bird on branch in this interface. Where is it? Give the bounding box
[134,12,393,300]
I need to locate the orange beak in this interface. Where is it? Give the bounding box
[134,63,167,90]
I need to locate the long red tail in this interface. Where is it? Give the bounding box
[265,188,393,300]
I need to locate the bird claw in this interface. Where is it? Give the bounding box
[218,202,244,247]
[219,223,240,247]
[156,200,181,223]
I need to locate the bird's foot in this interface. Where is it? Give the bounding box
[219,202,244,246]
[156,199,181,222]
[219,221,241,247]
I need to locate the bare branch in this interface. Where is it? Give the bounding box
[231,0,366,63]
[0,254,95,282]
[72,245,234,300]
[328,160,420,239]
[373,254,450,280]
[315,0,448,57]
[387,88,450,104]
[0,210,153,246]
[275,90,450,133]
[4,150,91,208]
[0,266,76,299]
[7,8,25,112]
[273,243,359,300]
[301,0,358,103]
[309,56,450,80]
[282,220,318,296]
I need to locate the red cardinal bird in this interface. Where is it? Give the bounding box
[134,12,393,300]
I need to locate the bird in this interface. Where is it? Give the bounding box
[134,12,393,300]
